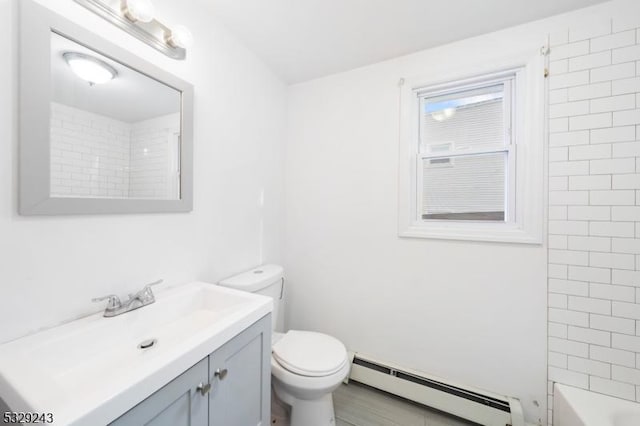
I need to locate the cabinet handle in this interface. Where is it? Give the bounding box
[214,368,228,380]
[197,382,211,396]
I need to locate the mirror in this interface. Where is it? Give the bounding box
[20,0,193,215]
[50,32,182,200]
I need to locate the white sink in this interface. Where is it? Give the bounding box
[0,282,272,426]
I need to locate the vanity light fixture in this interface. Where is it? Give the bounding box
[63,52,117,85]
[165,25,194,49]
[121,0,155,23]
[73,0,193,60]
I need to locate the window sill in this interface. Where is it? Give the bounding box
[399,222,542,244]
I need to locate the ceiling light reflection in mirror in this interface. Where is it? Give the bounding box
[63,52,117,85]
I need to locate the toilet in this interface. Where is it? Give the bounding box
[219,264,350,426]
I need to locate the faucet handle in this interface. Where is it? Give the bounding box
[92,294,121,310]
[138,279,163,302]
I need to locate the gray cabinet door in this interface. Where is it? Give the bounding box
[110,358,209,426]
[209,315,271,426]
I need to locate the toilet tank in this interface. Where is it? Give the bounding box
[218,264,284,331]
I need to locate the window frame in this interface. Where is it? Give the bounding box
[398,51,545,244]
[416,74,515,223]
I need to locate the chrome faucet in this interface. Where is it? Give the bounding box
[92,279,163,317]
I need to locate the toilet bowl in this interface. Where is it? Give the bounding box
[271,331,350,425]
[219,265,350,426]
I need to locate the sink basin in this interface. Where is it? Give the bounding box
[0,282,272,425]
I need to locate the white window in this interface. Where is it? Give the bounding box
[419,78,513,222]
[398,54,545,244]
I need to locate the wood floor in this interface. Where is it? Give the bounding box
[333,381,475,426]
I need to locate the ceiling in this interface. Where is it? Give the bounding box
[203,0,609,83]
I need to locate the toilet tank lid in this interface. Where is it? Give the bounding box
[218,264,283,292]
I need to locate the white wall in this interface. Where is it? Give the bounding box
[546,11,640,424]
[284,1,638,423]
[0,0,286,343]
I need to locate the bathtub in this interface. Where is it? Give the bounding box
[553,383,640,426]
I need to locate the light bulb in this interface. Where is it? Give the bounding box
[166,25,194,49]
[64,52,117,85]
[122,0,155,23]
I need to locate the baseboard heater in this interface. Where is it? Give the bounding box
[348,353,526,426]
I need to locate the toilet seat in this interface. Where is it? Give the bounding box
[272,330,347,377]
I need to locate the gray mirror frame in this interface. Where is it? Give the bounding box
[19,0,194,215]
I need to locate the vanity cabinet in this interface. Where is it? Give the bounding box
[110,359,208,426]
[111,315,271,426]
[209,316,271,426]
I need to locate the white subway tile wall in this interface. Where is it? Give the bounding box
[50,103,130,198]
[129,114,181,199]
[548,17,640,425]
[50,103,180,199]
